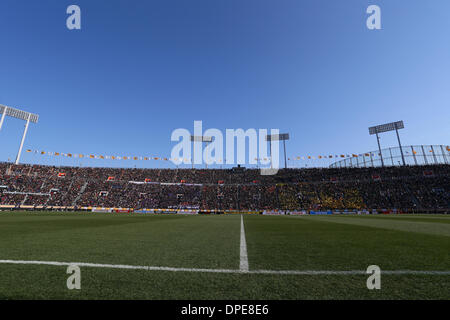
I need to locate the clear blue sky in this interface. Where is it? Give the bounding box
[1,0,449,168]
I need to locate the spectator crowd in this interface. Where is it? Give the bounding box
[0,162,448,211]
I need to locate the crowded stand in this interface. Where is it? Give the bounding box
[0,162,448,213]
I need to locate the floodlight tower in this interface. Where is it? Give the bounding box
[0,104,39,165]
[369,121,405,167]
[265,133,290,169]
[190,135,213,168]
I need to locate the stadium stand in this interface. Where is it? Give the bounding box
[0,162,448,212]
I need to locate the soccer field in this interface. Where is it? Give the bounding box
[0,212,448,300]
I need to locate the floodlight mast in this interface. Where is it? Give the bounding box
[394,122,406,166]
[190,135,212,168]
[369,121,405,167]
[266,133,290,169]
[375,130,384,167]
[0,107,7,130]
[15,114,31,165]
[0,104,39,165]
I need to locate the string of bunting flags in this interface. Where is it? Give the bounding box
[26,149,176,162]
[25,146,450,163]
[24,149,363,162]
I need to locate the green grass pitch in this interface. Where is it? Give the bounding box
[0,212,448,299]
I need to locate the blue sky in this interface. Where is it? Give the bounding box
[0,0,449,168]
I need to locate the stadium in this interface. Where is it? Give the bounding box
[0,113,449,299]
[0,1,449,305]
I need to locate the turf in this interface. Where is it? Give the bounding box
[245,215,450,271]
[0,212,448,299]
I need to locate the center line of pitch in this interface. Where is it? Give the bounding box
[240,214,249,272]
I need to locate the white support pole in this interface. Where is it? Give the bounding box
[15,114,31,165]
[205,142,208,169]
[0,106,7,131]
[269,138,272,169]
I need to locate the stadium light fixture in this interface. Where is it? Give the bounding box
[266,133,290,169]
[190,135,213,143]
[0,104,39,165]
[369,121,405,166]
[190,135,213,168]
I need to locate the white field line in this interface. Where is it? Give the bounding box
[1,259,449,275]
[240,214,249,272]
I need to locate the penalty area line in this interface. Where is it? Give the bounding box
[0,260,449,275]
